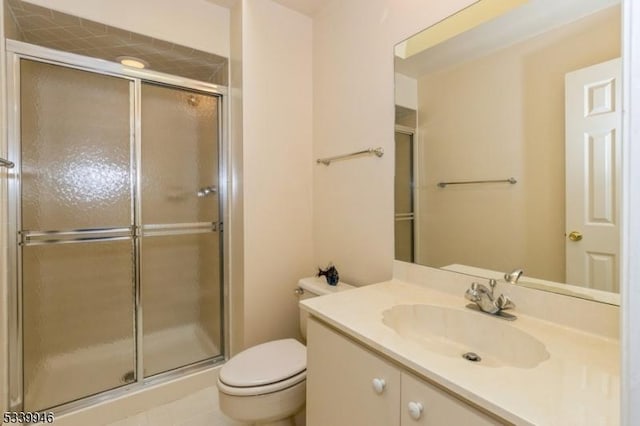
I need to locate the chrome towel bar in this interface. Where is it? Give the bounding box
[317,147,384,166]
[437,177,517,188]
[0,157,14,169]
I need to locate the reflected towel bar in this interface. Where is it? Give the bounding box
[0,157,14,169]
[437,177,517,188]
[317,147,384,166]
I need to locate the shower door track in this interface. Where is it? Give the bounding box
[4,40,230,415]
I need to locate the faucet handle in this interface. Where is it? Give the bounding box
[504,268,524,284]
[496,294,515,310]
[465,285,480,303]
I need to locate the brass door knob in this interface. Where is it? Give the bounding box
[568,231,583,242]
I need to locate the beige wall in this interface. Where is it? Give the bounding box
[240,0,313,349]
[394,73,417,110]
[416,6,620,282]
[313,0,476,285]
[622,3,640,421]
[23,0,230,57]
[228,1,244,356]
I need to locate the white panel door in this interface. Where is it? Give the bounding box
[565,58,621,292]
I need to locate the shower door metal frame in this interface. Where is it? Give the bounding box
[394,125,419,262]
[5,40,229,414]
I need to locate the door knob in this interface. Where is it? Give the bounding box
[568,231,583,241]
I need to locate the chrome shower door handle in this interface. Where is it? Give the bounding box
[197,186,218,197]
[0,157,15,169]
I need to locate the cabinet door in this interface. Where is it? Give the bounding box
[401,372,507,426]
[307,318,401,426]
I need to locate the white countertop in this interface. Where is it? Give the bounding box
[300,279,619,426]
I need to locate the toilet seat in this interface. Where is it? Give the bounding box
[218,338,307,396]
[217,369,306,396]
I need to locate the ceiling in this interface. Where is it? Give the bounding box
[6,0,228,84]
[395,0,620,78]
[270,0,326,16]
[205,0,326,17]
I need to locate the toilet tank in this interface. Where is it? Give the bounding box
[297,276,354,340]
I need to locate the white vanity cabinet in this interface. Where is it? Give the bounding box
[306,317,401,426]
[306,317,507,426]
[400,372,503,425]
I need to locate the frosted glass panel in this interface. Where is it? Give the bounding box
[141,84,219,224]
[22,240,135,411]
[395,131,414,262]
[395,220,414,263]
[20,60,132,231]
[141,233,221,377]
[394,132,413,214]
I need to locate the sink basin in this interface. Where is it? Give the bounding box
[382,304,549,368]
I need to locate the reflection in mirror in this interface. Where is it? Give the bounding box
[394,0,621,305]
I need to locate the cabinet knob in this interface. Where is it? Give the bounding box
[372,378,386,394]
[408,401,424,420]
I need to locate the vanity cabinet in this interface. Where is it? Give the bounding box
[400,372,502,425]
[306,317,401,426]
[306,317,507,426]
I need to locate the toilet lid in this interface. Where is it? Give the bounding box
[219,338,306,387]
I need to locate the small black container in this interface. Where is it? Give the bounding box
[317,264,339,286]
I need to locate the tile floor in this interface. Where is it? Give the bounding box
[104,386,243,426]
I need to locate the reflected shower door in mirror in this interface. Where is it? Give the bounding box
[395,126,416,263]
[393,0,622,304]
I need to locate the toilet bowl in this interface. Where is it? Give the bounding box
[217,277,353,425]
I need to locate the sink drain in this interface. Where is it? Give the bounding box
[462,352,481,362]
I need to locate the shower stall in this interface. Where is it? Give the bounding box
[4,41,227,412]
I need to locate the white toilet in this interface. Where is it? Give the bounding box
[217,276,353,425]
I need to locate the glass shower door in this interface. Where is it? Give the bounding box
[20,60,135,410]
[140,83,222,377]
[394,130,415,262]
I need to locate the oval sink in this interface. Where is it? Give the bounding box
[382,304,549,368]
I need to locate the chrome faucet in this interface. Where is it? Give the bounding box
[504,268,524,284]
[464,279,516,320]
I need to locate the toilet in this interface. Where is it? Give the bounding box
[217,276,354,425]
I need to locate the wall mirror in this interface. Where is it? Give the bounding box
[394,0,622,305]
